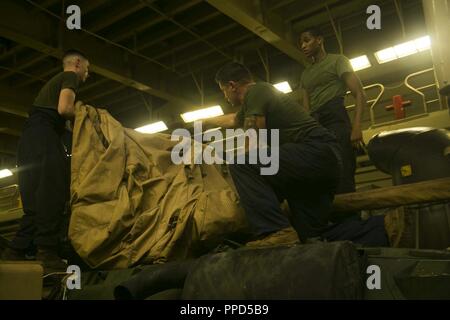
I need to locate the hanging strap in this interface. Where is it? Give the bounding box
[90,108,109,149]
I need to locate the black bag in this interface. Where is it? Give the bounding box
[114,260,197,300]
[66,261,196,300]
[182,241,365,299]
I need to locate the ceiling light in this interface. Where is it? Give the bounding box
[375,47,398,64]
[181,105,224,123]
[273,81,292,93]
[135,121,168,134]
[394,40,418,58]
[415,36,431,52]
[0,169,13,179]
[375,35,431,64]
[349,55,371,71]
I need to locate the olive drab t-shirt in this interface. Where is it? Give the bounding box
[235,82,321,145]
[33,71,80,111]
[300,54,354,113]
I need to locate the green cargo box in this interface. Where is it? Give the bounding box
[364,247,450,299]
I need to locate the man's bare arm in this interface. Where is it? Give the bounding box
[343,72,367,145]
[242,115,267,153]
[243,115,266,130]
[58,88,76,120]
[202,112,238,130]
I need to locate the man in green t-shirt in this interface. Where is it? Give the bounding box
[299,27,367,197]
[1,50,89,272]
[203,62,342,245]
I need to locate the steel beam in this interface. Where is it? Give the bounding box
[11,0,200,89]
[106,0,202,44]
[0,0,110,82]
[291,0,380,33]
[0,134,18,155]
[0,0,192,107]
[133,12,222,56]
[206,0,307,65]
[0,54,49,82]
[86,2,146,34]
[0,115,26,137]
[0,84,33,118]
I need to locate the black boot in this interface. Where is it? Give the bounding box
[1,247,26,260]
[36,247,67,275]
[1,247,36,260]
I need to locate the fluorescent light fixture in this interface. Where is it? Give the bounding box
[0,169,13,179]
[135,121,168,134]
[375,47,398,64]
[415,35,431,52]
[375,36,431,64]
[349,55,371,71]
[394,40,418,58]
[273,81,292,94]
[181,105,224,123]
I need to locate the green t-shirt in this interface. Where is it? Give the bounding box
[300,54,353,113]
[33,71,80,110]
[236,82,320,145]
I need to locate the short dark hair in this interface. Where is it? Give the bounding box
[62,49,87,62]
[300,26,323,38]
[215,62,253,85]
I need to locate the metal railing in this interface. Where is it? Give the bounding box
[346,67,442,127]
[404,67,442,111]
[345,83,385,126]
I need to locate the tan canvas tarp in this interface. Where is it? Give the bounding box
[69,104,247,269]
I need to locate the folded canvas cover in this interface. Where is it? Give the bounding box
[69,104,247,269]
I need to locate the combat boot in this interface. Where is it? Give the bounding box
[245,227,300,248]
